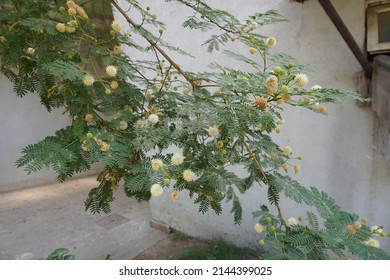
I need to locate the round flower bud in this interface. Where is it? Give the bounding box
[113,46,122,54]
[183,88,190,95]
[282,163,289,170]
[163,178,170,185]
[288,62,295,69]
[86,132,93,139]
[281,85,289,93]
[70,20,78,27]
[105,89,112,95]
[249,47,257,55]
[266,217,272,223]
[151,14,158,21]
[119,121,128,130]
[65,26,76,33]
[259,239,265,246]
[110,80,119,89]
[216,140,224,149]
[269,226,275,233]
[221,149,228,155]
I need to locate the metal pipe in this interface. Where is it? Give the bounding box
[317,0,373,78]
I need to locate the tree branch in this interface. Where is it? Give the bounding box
[110,0,197,90]
[241,139,287,227]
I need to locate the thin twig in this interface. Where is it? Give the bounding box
[110,0,197,90]
[241,139,287,227]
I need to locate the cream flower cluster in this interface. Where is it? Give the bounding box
[150,184,163,197]
[183,169,195,182]
[364,238,380,248]
[151,159,163,171]
[207,126,219,137]
[106,65,118,77]
[83,74,95,86]
[148,114,159,124]
[266,37,276,47]
[287,217,298,227]
[254,223,264,233]
[294,73,309,87]
[111,20,123,33]
[171,153,184,165]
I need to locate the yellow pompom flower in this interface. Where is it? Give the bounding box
[151,159,163,171]
[83,74,95,86]
[150,184,163,197]
[171,191,179,202]
[110,80,119,90]
[56,23,66,33]
[106,65,118,77]
[207,126,220,137]
[249,47,257,55]
[111,20,123,32]
[183,169,195,182]
[294,164,301,175]
[283,146,292,155]
[254,223,264,233]
[294,73,309,87]
[68,7,77,16]
[266,37,276,47]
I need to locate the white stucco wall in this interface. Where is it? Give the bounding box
[0,76,70,189]
[113,0,390,252]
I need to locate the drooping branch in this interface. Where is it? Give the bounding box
[110,0,197,90]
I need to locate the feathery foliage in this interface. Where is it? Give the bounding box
[0,0,388,259]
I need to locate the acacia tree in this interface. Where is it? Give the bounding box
[0,0,388,259]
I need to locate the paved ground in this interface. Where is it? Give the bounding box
[0,176,167,260]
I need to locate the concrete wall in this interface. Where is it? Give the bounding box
[114,0,390,251]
